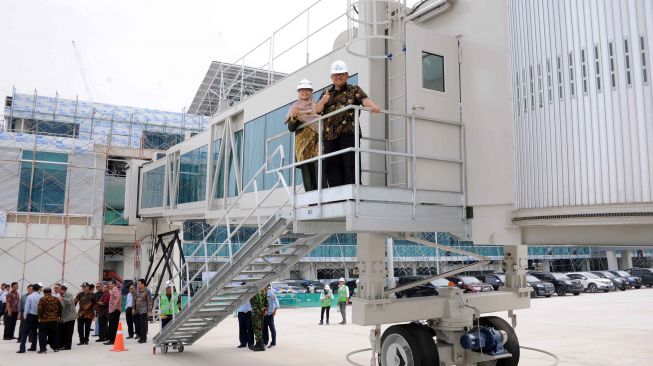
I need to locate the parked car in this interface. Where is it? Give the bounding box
[270,281,297,294]
[591,271,627,291]
[567,272,614,293]
[525,274,555,297]
[445,275,494,293]
[609,270,643,289]
[329,279,358,302]
[625,268,653,287]
[430,278,453,289]
[282,280,309,293]
[394,276,439,298]
[481,273,505,291]
[300,279,326,293]
[528,271,583,296]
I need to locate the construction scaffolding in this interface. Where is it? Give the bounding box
[0,88,207,292]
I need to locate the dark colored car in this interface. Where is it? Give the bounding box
[625,268,653,287]
[610,270,643,289]
[528,271,583,296]
[445,275,494,293]
[481,273,505,291]
[394,276,439,298]
[526,274,555,297]
[591,271,627,291]
[329,279,358,302]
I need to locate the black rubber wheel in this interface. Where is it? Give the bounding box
[602,289,610,293]
[635,285,642,289]
[161,345,168,354]
[380,324,438,366]
[545,294,552,298]
[572,292,580,296]
[177,344,184,353]
[646,284,652,288]
[620,284,627,291]
[588,284,597,293]
[555,286,566,296]
[478,316,520,366]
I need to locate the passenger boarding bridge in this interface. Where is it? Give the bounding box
[124,1,653,365]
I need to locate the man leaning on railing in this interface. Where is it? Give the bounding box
[315,60,381,188]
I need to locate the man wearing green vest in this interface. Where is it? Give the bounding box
[336,278,349,325]
[319,284,333,325]
[159,282,180,329]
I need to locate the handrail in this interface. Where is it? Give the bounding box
[163,144,292,310]
[265,105,465,209]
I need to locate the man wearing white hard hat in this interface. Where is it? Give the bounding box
[287,79,320,192]
[335,277,349,325]
[315,60,381,188]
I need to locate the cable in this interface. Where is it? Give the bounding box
[345,347,373,366]
[521,345,560,366]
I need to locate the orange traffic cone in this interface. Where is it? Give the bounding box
[110,322,128,352]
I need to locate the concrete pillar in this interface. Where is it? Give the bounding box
[619,250,633,269]
[538,259,551,272]
[606,250,618,270]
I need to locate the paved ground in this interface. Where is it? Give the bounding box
[1,288,652,366]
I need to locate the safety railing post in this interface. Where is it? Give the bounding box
[354,108,360,217]
[411,114,416,219]
[317,117,323,216]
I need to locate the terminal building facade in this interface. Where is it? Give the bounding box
[1,0,652,294]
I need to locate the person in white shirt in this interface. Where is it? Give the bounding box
[125,284,136,339]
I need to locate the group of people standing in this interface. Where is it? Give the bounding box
[319,277,350,325]
[237,283,280,352]
[0,278,153,354]
[286,60,380,192]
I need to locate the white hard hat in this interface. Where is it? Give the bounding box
[324,284,330,290]
[330,60,348,74]
[339,277,345,282]
[297,78,313,90]
[165,280,173,287]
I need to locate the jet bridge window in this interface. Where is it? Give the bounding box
[422,51,445,92]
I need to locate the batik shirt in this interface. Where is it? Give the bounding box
[108,286,122,313]
[38,295,62,322]
[319,84,369,141]
[5,290,19,313]
[286,99,319,162]
[75,292,96,319]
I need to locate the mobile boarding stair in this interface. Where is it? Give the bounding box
[152,146,330,353]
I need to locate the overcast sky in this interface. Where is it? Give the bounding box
[0,0,355,114]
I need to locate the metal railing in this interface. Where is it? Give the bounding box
[265,105,464,217]
[162,144,292,314]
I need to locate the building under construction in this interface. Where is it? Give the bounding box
[0,89,207,292]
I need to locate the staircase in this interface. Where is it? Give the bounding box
[153,208,329,348]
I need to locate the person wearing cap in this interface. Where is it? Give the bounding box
[74,282,95,345]
[37,287,62,353]
[57,284,76,350]
[336,278,350,325]
[3,282,19,340]
[159,282,181,329]
[315,60,381,188]
[104,280,122,345]
[250,287,268,352]
[16,284,33,344]
[124,284,136,339]
[17,283,41,353]
[94,283,110,342]
[319,284,333,325]
[236,283,254,349]
[287,79,320,192]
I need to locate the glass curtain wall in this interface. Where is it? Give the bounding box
[177,145,208,204]
[142,165,165,208]
[17,151,68,214]
[241,74,359,191]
